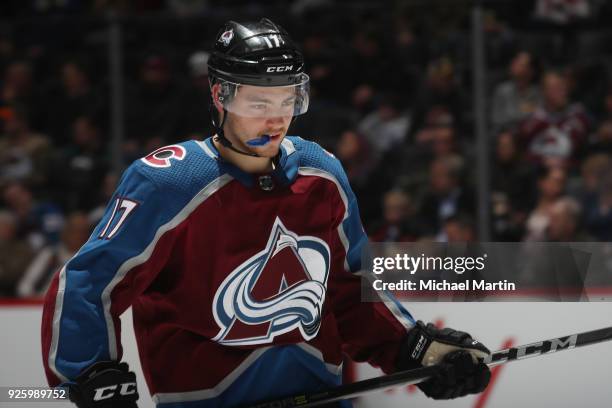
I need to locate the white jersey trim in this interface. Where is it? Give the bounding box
[195,139,219,160]
[281,138,296,156]
[49,264,69,383]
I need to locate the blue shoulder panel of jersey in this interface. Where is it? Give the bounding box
[53,140,226,382]
[285,136,367,274]
[136,140,227,197]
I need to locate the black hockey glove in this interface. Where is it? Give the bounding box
[396,321,491,400]
[68,361,139,408]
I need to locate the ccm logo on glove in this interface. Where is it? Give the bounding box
[93,382,137,401]
[411,335,428,360]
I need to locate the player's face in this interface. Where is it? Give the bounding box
[222,85,294,158]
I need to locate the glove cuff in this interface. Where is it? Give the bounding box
[396,321,433,370]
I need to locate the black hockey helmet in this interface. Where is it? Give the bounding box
[208,18,309,119]
[208,18,306,87]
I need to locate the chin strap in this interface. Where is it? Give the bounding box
[210,105,261,158]
[209,105,299,162]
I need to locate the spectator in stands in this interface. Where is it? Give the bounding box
[430,125,459,159]
[336,129,377,187]
[338,29,390,114]
[393,13,427,75]
[582,171,612,241]
[43,60,104,145]
[572,153,610,204]
[0,105,52,189]
[125,54,184,150]
[88,171,119,225]
[419,155,474,236]
[414,123,461,161]
[358,92,411,156]
[520,199,590,291]
[370,189,423,242]
[178,51,212,139]
[0,30,15,72]
[1,61,36,116]
[49,115,109,211]
[398,123,463,192]
[441,214,485,300]
[2,181,63,250]
[545,197,591,241]
[0,210,33,296]
[482,11,517,70]
[491,130,536,240]
[17,212,91,297]
[443,213,476,242]
[411,57,463,137]
[586,119,612,156]
[523,166,567,241]
[518,71,590,168]
[335,129,385,227]
[299,22,339,102]
[491,51,541,131]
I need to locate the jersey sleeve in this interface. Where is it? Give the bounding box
[41,163,186,386]
[309,146,416,374]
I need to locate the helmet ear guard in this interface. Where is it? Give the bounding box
[210,79,238,111]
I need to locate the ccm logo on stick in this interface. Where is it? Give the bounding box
[92,382,137,401]
[483,334,578,364]
[266,65,293,73]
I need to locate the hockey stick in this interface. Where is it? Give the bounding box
[244,326,612,408]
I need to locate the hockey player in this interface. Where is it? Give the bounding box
[41,19,490,407]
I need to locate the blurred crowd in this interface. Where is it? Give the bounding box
[1,0,612,297]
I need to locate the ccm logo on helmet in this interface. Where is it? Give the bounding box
[93,382,137,401]
[266,65,293,73]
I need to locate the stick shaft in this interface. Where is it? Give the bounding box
[244,326,612,408]
[485,326,612,367]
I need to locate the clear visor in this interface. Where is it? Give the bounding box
[215,74,310,118]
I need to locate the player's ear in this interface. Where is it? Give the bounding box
[211,83,225,114]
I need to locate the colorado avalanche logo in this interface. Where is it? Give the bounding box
[212,218,330,346]
[531,127,572,158]
[218,29,234,47]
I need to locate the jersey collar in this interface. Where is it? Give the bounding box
[199,136,299,188]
